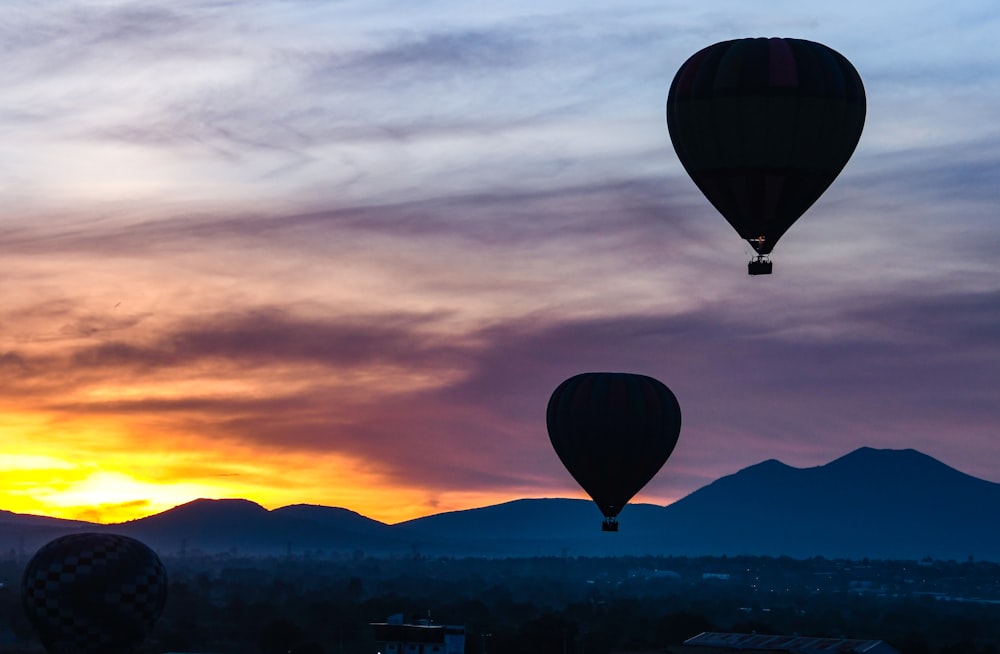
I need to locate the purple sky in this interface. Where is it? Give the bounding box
[2,0,999,523]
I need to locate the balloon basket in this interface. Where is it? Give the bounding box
[602,518,619,532]
[748,257,772,275]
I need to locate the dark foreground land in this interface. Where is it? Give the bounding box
[3,553,1000,654]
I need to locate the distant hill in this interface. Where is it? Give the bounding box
[4,448,999,561]
[111,498,415,556]
[0,510,98,556]
[650,446,1000,560]
[395,498,671,557]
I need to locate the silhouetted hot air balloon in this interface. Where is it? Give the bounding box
[22,533,168,654]
[666,37,866,275]
[547,372,681,531]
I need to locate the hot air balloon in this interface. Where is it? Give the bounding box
[21,533,168,654]
[666,37,866,275]
[546,372,681,531]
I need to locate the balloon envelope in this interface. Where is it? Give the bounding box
[546,372,681,527]
[666,37,865,256]
[22,533,168,654]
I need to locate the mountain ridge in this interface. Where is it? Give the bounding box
[4,448,998,561]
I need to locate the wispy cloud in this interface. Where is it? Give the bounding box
[4,278,999,504]
[2,0,1000,521]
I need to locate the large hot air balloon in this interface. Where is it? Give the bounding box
[22,533,168,654]
[666,37,866,275]
[546,372,681,531]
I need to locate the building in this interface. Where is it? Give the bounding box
[676,632,900,654]
[371,614,465,654]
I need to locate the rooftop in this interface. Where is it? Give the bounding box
[683,632,899,654]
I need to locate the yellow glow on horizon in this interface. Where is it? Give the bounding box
[0,408,498,525]
[24,470,228,524]
[0,405,683,527]
[0,414,677,524]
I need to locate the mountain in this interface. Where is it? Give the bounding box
[110,498,415,556]
[0,510,98,555]
[272,503,401,536]
[0,510,93,529]
[3,448,999,561]
[396,498,672,556]
[394,447,1000,560]
[647,447,1000,560]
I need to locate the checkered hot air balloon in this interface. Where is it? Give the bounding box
[666,38,866,275]
[21,533,168,654]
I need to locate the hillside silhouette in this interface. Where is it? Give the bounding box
[4,448,998,561]
[653,447,1000,559]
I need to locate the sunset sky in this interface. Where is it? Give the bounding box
[2,1,999,525]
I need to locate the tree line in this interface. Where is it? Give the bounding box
[2,554,1000,654]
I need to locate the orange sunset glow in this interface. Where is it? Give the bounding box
[1,406,565,525]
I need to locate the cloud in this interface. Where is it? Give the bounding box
[323,29,533,78]
[3,0,1000,521]
[0,4,202,70]
[6,279,998,505]
[406,288,1000,496]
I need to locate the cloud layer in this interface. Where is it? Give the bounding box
[2,0,999,522]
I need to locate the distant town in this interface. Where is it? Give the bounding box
[3,551,1000,653]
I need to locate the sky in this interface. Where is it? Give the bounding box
[2,0,999,525]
